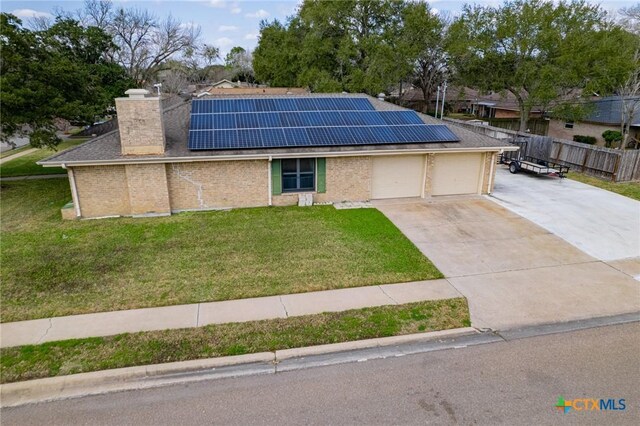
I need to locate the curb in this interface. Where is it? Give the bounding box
[0,327,478,408]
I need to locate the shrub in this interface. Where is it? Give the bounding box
[602,130,622,148]
[573,135,597,145]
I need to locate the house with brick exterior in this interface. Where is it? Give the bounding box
[548,95,640,147]
[39,90,515,219]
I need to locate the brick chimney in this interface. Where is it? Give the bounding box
[115,89,166,155]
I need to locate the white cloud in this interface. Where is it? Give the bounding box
[215,37,234,47]
[244,33,258,40]
[219,25,238,32]
[207,0,241,14]
[11,9,53,19]
[180,21,200,30]
[245,9,270,19]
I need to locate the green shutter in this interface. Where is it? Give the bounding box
[271,159,282,195]
[317,157,326,193]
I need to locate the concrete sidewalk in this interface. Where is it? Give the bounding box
[0,148,37,165]
[0,280,462,348]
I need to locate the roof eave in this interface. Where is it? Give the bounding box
[38,145,518,167]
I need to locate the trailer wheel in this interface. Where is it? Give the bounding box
[509,162,519,174]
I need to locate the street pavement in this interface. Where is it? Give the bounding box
[3,322,639,425]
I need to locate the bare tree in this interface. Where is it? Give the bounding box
[181,44,220,84]
[225,47,255,84]
[27,15,53,31]
[160,68,190,95]
[76,0,201,85]
[82,0,112,30]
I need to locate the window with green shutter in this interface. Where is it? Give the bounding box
[271,159,282,195]
[316,158,326,193]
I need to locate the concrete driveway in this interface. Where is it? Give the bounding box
[375,197,640,330]
[491,167,640,261]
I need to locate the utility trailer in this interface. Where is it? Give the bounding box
[499,154,570,178]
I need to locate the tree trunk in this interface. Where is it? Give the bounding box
[421,86,429,114]
[518,104,530,133]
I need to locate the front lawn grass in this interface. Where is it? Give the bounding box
[0,139,88,177]
[567,171,640,201]
[0,298,469,383]
[1,179,442,322]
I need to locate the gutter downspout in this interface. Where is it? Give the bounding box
[267,156,273,206]
[65,164,82,218]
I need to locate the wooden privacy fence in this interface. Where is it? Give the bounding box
[551,140,640,182]
[515,136,640,182]
[443,118,640,182]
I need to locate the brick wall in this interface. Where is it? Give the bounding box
[73,165,131,217]
[272,156,373,206]
[125,164,171,215]
[548,119,616,147]
[70,153,497,219]
[316,156,372,203]
[115,97,166,155]
[166,160,269,210]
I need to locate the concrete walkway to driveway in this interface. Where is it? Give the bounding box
[491,167,640,261]
[0,280,462,348]
[375,197,640,331]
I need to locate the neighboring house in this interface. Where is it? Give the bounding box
[199,85,309,97]
[209,79,242,89]
[39,90,515,220]
[548,96,640,147]
[398,86,543,119]
[400,86,478,114]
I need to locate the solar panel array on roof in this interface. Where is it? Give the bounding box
[191,97,376,113]
[188,97,459,150]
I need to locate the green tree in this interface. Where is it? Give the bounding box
[253,0,409,94]
[447,0,624,132]
[224,46,255,84]
[399,2,447,112]
[253,19,302,87]
[0,14,132,149]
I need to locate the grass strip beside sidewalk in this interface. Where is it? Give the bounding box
[0,298,469,384]
[0,139,88,177]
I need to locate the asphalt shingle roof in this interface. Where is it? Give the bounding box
[40,94,513,166]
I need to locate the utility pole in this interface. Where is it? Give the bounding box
[440,80,448,120]
[435,86,441,119]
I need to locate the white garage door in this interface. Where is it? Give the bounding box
[431,153,484,196]
[371,155,425,199]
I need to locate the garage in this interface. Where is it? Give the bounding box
[371,155,425,199]
[431,153,484,196]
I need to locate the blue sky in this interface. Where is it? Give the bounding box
[2,0,635,59]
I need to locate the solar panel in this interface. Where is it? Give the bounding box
[188,97,459,150]
[284,127,310,145]
[190,124,458,150]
